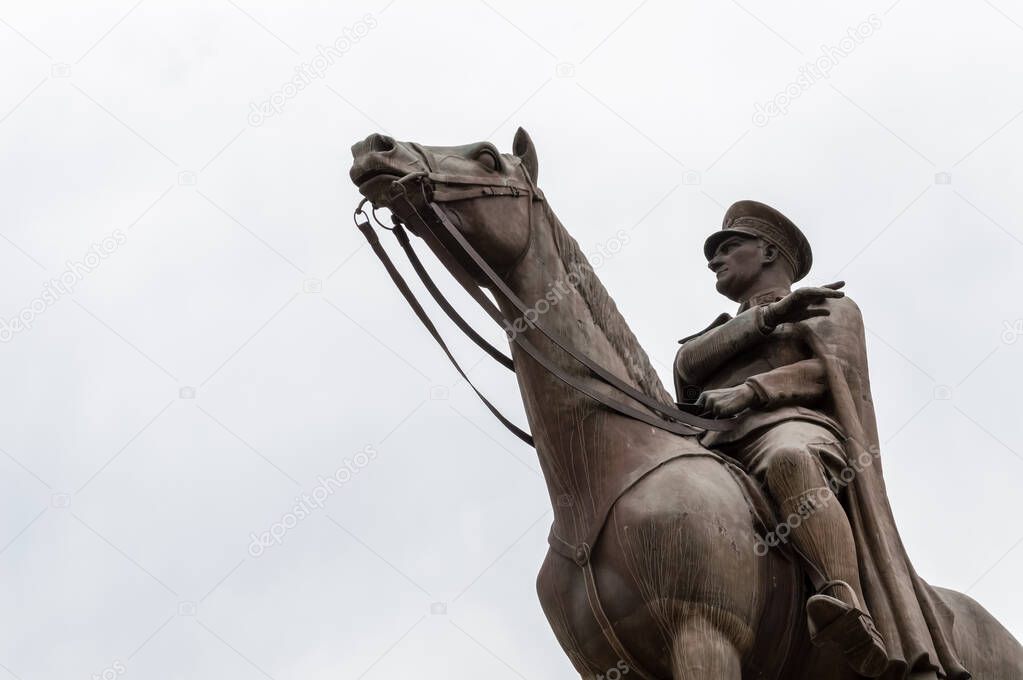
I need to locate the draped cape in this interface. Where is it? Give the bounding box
[799,298,969,680]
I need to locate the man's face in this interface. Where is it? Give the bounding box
[707,235,765,301]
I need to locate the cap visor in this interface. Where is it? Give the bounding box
[703,228,758,260]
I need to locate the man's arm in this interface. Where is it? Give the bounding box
[675,306,773,395]
[676,281,846,404]
[745,358,828,408]
[694,358,828,417]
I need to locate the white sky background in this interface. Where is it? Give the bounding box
[1,1,1021,678]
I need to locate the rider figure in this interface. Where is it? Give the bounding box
[674,200,889,676]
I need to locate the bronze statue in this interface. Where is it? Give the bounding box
[349,128,1022,679]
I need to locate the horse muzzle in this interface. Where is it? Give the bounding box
[349,132,426,204]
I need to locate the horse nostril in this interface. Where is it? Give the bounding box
[368,133,395,153]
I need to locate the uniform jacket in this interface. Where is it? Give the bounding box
[674,287,842,448]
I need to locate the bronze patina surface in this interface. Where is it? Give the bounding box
[350,129,1022,680]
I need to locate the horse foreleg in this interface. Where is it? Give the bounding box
[669,617,742,680]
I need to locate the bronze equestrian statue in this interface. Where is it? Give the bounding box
[349,128,1022,679]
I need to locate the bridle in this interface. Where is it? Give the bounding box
[354,151,737,448]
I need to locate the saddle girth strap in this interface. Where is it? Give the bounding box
[582,558,660,680]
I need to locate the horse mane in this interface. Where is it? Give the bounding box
[543,202,675,407]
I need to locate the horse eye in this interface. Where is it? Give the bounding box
[476,150,500,172]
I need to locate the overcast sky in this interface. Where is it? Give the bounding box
[1,1,1021,678]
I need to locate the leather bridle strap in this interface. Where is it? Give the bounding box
[387,187,712,438]
[392,169,540,204]
[394,206,707,439]
[419,195,733,432]
[391,223,515,371]
[354,209,534,447]
[394,162,732,432]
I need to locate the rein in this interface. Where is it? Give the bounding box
[354,161,737,447]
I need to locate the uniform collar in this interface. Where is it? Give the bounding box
[737,286,790,314]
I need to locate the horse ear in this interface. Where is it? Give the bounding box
[513,127,539,183]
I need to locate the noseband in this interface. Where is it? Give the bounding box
[391,143,542,280]
[354,155,736,448]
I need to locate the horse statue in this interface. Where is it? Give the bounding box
[348,128,1022,680]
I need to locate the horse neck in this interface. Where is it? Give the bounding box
[494,201,662,516]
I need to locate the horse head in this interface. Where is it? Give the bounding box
[349,127,541,280]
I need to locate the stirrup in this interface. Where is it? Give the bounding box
[807,581,889,678]
[814,580,863,607]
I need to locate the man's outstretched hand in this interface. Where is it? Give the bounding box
[695,384,759,418]
[763,281,845,328]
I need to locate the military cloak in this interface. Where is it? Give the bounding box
[794,297,968,679]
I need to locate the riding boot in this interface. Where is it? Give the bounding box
[772,484,890,678]
[807,580,889,678]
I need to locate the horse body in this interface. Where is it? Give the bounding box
[350,129,1022,679]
